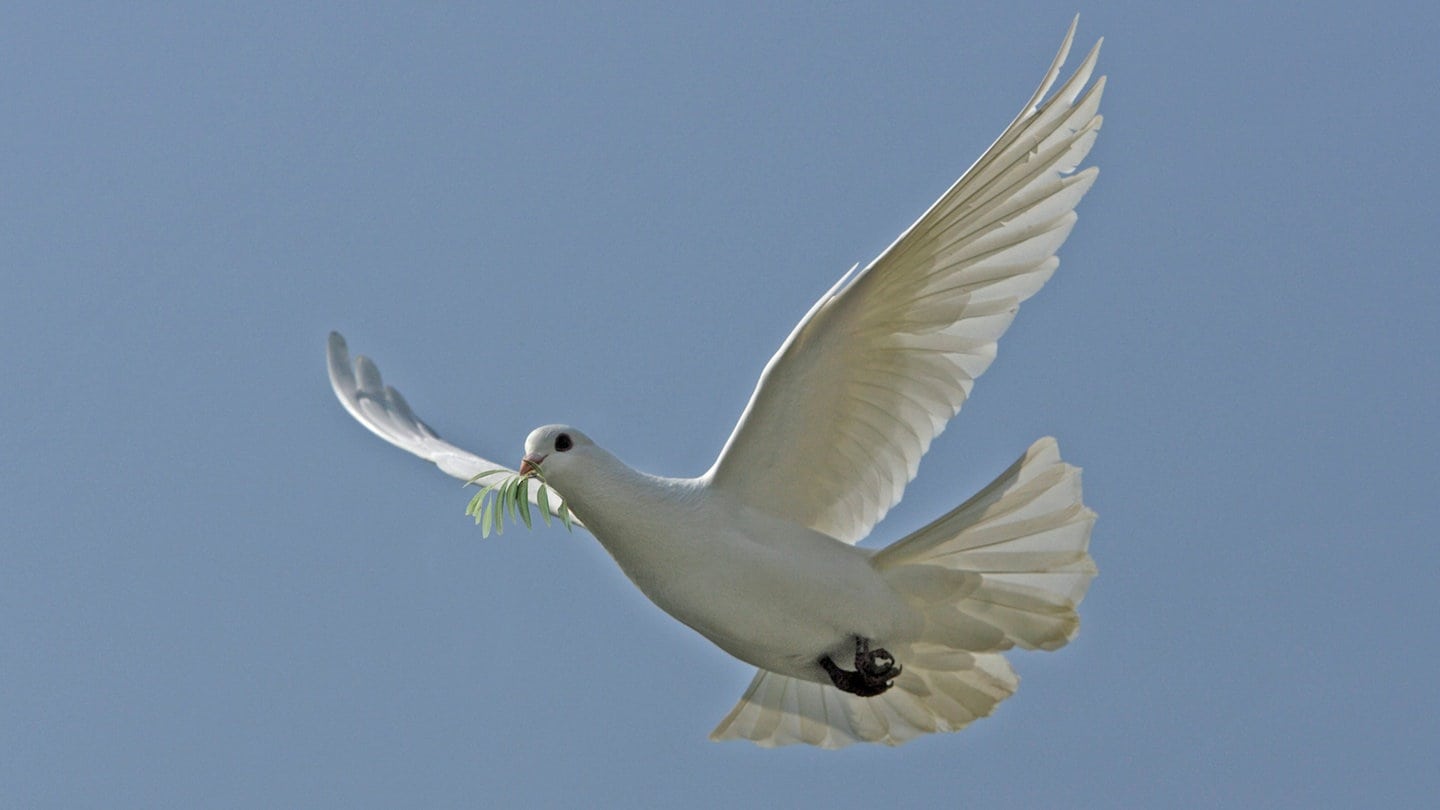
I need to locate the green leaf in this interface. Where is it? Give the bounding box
[517,481,533,529]
[558,499,572,531]
[466,468,510,486]
[496,480,511,536]
[536,484,552,526]
[480,495,495,539]
[502,477,517,524]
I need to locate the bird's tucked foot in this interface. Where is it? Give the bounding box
[819,636,901,697]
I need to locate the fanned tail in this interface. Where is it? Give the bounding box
[711,436,1095,748]
[874,436,1097,654]
[709,652,1018,748]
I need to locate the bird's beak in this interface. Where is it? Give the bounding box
[519,452,546,478]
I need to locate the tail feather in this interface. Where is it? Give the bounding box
[710,650,1018,748]
[876,436,1097,652]
[711,437,1094,748]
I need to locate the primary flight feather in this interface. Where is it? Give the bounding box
[328,19,1102,748]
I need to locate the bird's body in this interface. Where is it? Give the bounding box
[538,439,920,684]
[327,19,1104,747]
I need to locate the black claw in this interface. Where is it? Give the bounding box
[819,636,901,697]
[860,649,896,678]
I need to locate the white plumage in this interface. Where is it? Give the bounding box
[328,19,1102,748]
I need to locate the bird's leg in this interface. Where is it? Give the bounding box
[818,636,902,697]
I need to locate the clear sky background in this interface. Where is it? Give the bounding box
[4,2,1437,807]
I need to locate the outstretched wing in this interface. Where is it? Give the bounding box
[705,20,1103,544]
[326,332,579,524]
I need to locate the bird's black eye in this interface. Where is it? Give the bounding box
[555,433,573,452]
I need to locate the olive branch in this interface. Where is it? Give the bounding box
[464,468,574,538]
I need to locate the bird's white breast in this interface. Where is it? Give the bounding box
[549,451,921,681]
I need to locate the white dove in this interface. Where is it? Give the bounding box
[328,20,1102,748]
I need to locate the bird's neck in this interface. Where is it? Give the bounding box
[551,451,703,551]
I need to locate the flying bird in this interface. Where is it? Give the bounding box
[328,20,1103,748]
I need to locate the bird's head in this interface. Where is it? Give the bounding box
[521,424,594,483]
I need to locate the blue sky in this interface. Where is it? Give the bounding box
[4,2,1437,807]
